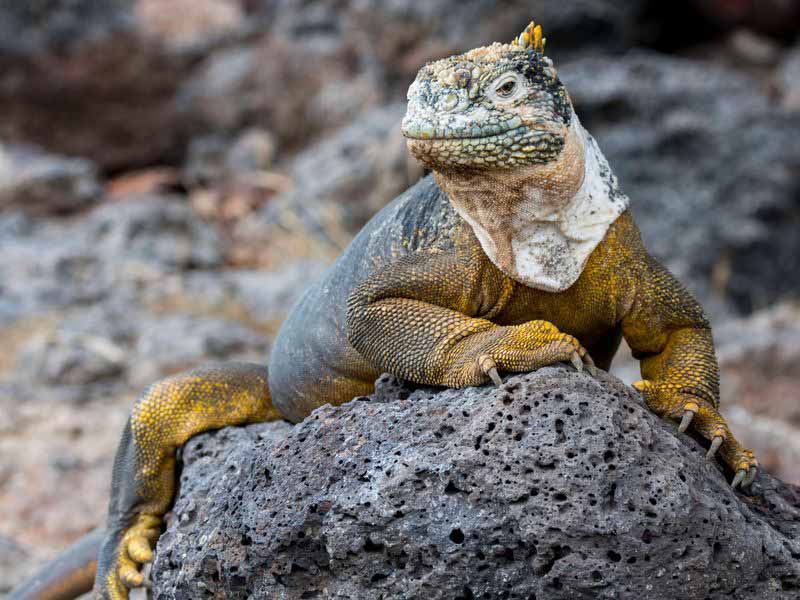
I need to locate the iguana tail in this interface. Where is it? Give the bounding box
[9,528,103,600]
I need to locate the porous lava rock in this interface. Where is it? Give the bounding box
[151,367,800,599]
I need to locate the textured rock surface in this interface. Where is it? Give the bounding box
[151,368,800,599]
[0,144,101,215]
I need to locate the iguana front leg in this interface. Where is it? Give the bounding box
[95,362,280,599]
[346,247,594,389]
[623,259,758,488]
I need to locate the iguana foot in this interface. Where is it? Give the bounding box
[476,320,595,386]
[97,515,160,599]
[633,380,758,488]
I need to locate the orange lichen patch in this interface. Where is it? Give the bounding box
[105,167,181,200]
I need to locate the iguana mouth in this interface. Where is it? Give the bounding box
[401,116,524,141]
[404,121,566,170]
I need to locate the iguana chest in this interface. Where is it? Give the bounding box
[490,212,637,347]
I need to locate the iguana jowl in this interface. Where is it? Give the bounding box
[11,21,758,600]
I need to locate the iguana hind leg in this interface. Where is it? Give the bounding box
[96,362,280,600]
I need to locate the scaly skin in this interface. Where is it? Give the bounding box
[11,21,757,600]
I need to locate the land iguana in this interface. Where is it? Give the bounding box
[11,22,758,600]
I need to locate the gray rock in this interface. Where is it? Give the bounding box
[265,0,652,72]
[12,303,135,396]
[130,314,270,386]
[0,145,101,215]
[0,217,111,319]
[226,128,278,175]
[177,36,368,159]
[224,261,328,326]
[0,0,132,55]
[184,128,278,187]
[0,0,197,170]
[151,368,800,599]
[252,103,415,253]
[713,305,800,484]
[87,195,224,272]
[0,534,36,597]
[562,50,800,315]
[777,42,800,111]
[0,196,224,322]
[16,332,125,387]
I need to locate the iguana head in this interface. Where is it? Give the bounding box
[401,22,573,172]
[399,22,629,293]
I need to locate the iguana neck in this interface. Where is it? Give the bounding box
[434,115,629,292]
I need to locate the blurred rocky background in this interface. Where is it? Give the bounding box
[0,0,798,595]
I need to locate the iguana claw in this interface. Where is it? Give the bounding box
[569,352,583,372]
[731,466,757,489]
[478,355,503,386]
[743,466,757,487]
[119,564,144,588]
[706,435,723,459]
[678,409,695,433]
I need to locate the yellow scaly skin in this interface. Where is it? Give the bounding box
[11,21,757,600]
[94,364,278,599]
[346,209,756,482]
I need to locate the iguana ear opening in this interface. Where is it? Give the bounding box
[511,21,547,54]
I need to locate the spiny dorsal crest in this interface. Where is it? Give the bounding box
[512,21,546,53]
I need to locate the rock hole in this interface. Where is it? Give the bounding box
[445,480,466,495]
[364,537,384,552]
[450,528,465,544]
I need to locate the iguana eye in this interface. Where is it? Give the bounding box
[488,72,527,103]
[497,80,517,97]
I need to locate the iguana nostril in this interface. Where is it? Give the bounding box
[442,93,459,111]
